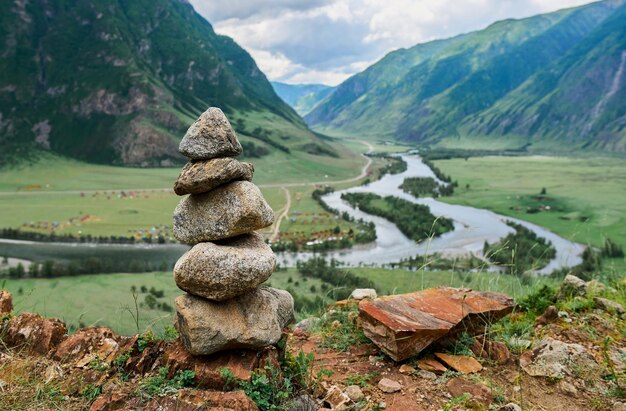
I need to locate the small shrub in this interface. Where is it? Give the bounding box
[164,325,179,340]
[137,330,156,352]
[318,303,370,351]
[345,371,380,388]
[519,284,555,315]
[141,367,195,397]
[89,356,110,372]
[80,385,102,402]
[220,365,292,411]
[447,331,475,356]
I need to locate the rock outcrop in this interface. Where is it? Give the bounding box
[4,312,67,355]
[358,287,515,361]
[0,289,12,314]
[172,107,294,356]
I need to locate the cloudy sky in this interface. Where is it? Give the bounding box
[189,0,595,85]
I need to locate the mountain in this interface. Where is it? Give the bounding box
[0,0,324,166]
[307,0,626,152]
[271,82,334,116]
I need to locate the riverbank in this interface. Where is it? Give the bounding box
[1,155,586,275]
[276,155,583,274]
[433,155,626,272]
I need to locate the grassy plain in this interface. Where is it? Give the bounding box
[434,155,626,249]
[0,139,376,237]
[2,266,558,336]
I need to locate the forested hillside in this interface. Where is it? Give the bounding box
[307,0,626,152]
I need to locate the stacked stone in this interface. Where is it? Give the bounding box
[171,107,294,356]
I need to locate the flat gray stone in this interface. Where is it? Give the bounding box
[174,232,275,301]
[378,378,402,393]
[350,288,377,300]
[174,158,254,195]
[175,287,295,355]
[179,107,242,160]
[173,181,274,243]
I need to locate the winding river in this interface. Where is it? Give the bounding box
[277,155,584,274]
[0,155,584,275]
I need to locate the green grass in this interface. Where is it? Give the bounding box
[350,267,558,301]
[0,137,372,237]
[0,191,179,238]
[1,266,559,337]
[434,155,626,255]
[1,269,332,336]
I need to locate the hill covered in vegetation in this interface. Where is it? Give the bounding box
[307,0,626,152]
[0,0,326,166]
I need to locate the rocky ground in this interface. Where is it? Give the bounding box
[0,273,624,410]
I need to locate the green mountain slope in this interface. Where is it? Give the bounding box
[0,0,324,166]
[307,0,626,152]
[461,4,626,151]
[271,82,334,116]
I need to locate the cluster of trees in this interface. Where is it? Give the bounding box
[380,157,408,176]
[341,193,454,242]
[602,238,624,258]
[421,158,454,184]
[300,143,339,158]
[388,253,487,271]
[1,257,170,278]
[483,222,556,276]
[240,141,270,158]
[400,177,455,198]
[365,153,408,175]
[0,228,168,244]
[131,285,173,312]
[296,257,375,301]
[236,120,290,154]
[550,246,603,281]
[270,236,364,253]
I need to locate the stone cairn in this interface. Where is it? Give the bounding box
[171,107,294,356]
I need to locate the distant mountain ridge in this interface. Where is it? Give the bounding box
[307,0,626,152]
[271,82,334,116]
[0,0,320,166]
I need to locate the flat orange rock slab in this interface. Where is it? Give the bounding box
[416,357,448,374]
[435,353,483,374]
[358,287,514,361]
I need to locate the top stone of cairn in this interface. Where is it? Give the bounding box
[179,107,243,160]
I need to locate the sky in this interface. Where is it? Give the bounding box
[188,0,596,86]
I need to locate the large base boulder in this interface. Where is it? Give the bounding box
[358,287,514,361]
[174,158,254,195]
[173,181,274,243]
[174,233,275,301]
[175,287,294,355]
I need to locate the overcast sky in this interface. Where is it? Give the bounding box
[188,0,596,86]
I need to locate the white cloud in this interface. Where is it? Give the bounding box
[189,0,598,86]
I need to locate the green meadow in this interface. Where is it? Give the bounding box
[0,139,374,237]
[2,266,557,336]
[434,155,626,252]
